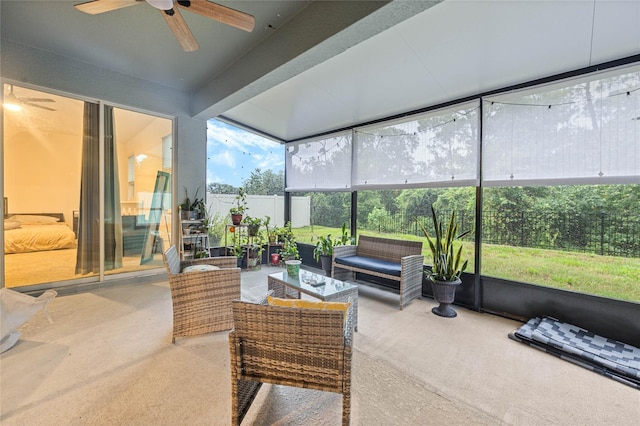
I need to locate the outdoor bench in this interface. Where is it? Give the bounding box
[332,235,424,310]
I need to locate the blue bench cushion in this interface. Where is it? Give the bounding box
[335,255,402,277]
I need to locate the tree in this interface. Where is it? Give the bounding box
[242,168,284,195]
[207,182,237,194]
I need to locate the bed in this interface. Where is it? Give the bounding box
[4,213,77,254]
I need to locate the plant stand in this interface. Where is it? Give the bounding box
[430,277,461,318]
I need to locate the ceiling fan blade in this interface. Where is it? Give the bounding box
[23,102,56,112]
[177,1,255,32]
[20,98,56,103]
[75,0,140,15]
[160,8,199,52]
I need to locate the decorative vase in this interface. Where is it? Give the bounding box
[231,214,242,225]
[320,254,332,277]
[285,260,301,277]
[429,276,462,318]
[271,253,280,266]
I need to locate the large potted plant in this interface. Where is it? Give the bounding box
[419,207,471,318]
[313,234,334,277]
[313,223,353,277]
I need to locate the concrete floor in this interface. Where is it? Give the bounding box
[2,266,639,425]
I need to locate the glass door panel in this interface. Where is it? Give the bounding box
[104,107,172,275]
[3,83,93,287]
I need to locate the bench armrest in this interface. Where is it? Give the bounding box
[333,244,357,259]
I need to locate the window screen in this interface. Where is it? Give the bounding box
[285,131,352,191]
[483,65,640,186]
[353,101,480,190]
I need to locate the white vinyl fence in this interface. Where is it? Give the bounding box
[205,194,310,228]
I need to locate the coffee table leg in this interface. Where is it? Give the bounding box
[268,276,301,299]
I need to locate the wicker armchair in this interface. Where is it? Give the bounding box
[162,245,240,343]
[229,300,353,425]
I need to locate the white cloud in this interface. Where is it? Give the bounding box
[209,150,236,168]
[207,119,281,151]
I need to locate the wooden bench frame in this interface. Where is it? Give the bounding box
[332,236,423,310]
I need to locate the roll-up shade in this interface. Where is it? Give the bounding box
[352,101,480,190]
[483,65,640,186]
[285,131,352,191]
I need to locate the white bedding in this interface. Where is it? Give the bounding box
[4,223,77,254]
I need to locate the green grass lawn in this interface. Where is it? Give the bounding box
[294,225,640,303]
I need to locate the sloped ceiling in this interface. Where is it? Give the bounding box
[223,0,640,141]
[2,1,640,142]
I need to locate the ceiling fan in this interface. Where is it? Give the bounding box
[74,0,256,52]
[4,85,56,112]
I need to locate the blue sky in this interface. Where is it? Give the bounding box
[206,119,284,188]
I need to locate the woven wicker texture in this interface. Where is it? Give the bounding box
[355,236,422,263]
[229,300,352,426]
[162,246,240,342]
[332,236,423,310]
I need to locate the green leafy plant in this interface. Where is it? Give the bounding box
[313,234,334,261]
[276,221,300,260]
[335,223,355,246]
[202,210,226,246]
[276,221,294,245]
[280,239,300,260]
[418,207,471,282]
[229,187,247,215]
[264,216,279,243]
[243,215,263,232]
[180,187,204,214]
[313,223,354,261]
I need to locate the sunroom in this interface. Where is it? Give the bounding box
[1,1,639,422]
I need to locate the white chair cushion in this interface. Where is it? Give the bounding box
[182,264,220,273]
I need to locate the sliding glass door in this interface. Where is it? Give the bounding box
[3,83,172,288]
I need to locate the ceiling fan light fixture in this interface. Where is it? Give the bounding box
[147,0,174,10]
[4,93,22,111]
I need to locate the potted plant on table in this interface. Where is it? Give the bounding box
[418,207,471,318]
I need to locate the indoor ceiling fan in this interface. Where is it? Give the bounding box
[74,0,255,52]
[4,85,56,112]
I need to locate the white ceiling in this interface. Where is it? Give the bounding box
[2,1,640,143]
[224,0,640,141]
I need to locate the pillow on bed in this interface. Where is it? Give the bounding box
[10,215,60,225]
[4,220,21,230]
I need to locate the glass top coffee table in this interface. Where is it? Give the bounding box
[268,270,358,331]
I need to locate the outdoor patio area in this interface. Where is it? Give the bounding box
[1,266,638,425]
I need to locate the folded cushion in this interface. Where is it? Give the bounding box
[267,296,350,323]
[334,255,402,277]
